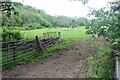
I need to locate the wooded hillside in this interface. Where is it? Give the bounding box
[1,2,88,30]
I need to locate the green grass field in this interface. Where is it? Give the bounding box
[21,27,91,42]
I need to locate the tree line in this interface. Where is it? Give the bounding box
[1,1,88,30]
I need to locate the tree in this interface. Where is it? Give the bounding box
[1,0,19,17]
[76,17,87,26]
[53,16,72,28]
[86,1,120,52]
[1,0,19,27]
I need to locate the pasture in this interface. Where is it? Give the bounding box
[21,27,91,42]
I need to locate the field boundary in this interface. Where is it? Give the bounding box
[1,32,61,67]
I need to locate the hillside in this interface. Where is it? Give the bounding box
[1,2,88,30]
[2,2,53,30]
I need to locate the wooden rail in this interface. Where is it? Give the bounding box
[0,32,61,67]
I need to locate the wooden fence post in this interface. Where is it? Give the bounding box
[52,32,54,38]
[11,43,17,61]
[35,36,43,53]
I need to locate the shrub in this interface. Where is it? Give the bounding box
[2,28,23,41]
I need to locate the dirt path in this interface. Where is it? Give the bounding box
[3,39,93,78]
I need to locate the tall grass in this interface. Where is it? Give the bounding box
[82,39,114,78]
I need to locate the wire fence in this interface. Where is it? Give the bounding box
[0,32,61,67]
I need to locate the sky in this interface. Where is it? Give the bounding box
[11,0,114,18]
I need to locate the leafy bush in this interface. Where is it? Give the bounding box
[86,1,120,52]
[2,28,23,41]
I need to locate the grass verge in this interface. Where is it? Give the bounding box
[82,38,115,78]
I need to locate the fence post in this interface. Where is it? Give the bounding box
[11,43,17,62]
[35,36,43,53]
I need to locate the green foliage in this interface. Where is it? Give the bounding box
[0,0,19,17]
[84,39,113,78]
[1,1,52,29]
[1,1,89,30]
[86,1,120,52]
[53,16,87,28]
[2,27,23,41]
[77,17,87,26]
[40,19,51,28]
[16,2,52,28]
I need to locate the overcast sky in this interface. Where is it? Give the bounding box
[11,0,114,18]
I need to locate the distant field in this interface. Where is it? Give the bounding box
[21,27,91,41]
